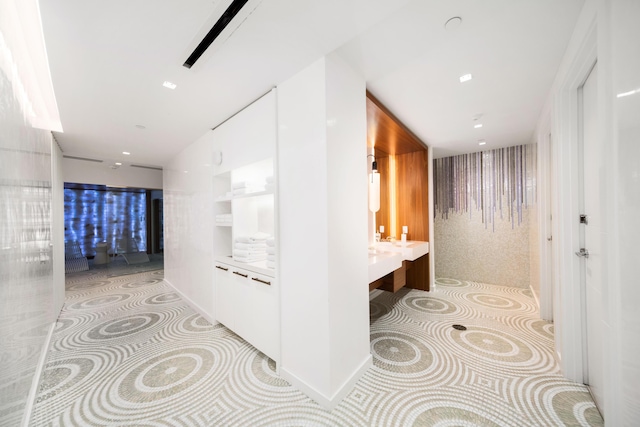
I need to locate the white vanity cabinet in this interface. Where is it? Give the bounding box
[211,90,280,364]
[214,261,279,361]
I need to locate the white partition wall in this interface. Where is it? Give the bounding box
[533,0,640,422]
[277,54,371,409]
[163,133,215,322]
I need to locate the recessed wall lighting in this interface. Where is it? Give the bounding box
[122,151,130,155]
[459,74,473,83]
[478,140,487,146]
[162,81,177,90]
[474,124,483,129]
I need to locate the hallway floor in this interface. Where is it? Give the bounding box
[32,272,603,426]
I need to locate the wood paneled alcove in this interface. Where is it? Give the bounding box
[367,91,431,291]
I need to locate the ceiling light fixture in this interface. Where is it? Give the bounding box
[474,124,483,129]
[115,162,122,166]
[135,124,146,129]
[162,81,177,90]
[478,140,487,146]
[183,0,251,69]
[122,151,130,155]
[459,74,472,83]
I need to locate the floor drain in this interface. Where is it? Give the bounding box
[452,324,467,331]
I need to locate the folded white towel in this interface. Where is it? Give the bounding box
[266,246,275,255]
[235,236,252,243]
[234,254,267,263]
[215,214,232,222]
[267,254,275,262]
[235,242,266,250]
[266,238,275,247]
[232,181,248,189]
[266,260,276,269]
[234,249,266,257]
[251,232,271,241]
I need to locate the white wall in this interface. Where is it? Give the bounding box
[278,54,371,409]
[62,157,162,189]
[163,133,214,323]
[535,0,640,422]
[52,142,65,320]
[0,1,63,424]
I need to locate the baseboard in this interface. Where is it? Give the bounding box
[164,279,218,326]
[22,320,56,427]
[529,284,541,310]
[280,354,372,411]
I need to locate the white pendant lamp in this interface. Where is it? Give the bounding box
[369,156,380,213]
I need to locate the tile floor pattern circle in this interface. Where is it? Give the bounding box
[465,292,523,310]
[31,273,603,426]
[434,277,468,287]
[86,313,161,340]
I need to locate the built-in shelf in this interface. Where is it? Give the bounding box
[211,90,279,364]
[215,189,274,202]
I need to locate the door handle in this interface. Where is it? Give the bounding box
[575,248,589,259]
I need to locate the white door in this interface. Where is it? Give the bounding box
[579,62,604,414]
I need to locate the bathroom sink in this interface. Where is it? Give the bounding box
[374,240,429,261]
[368,251,402,283]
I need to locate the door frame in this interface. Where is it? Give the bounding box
[550,18,597,383]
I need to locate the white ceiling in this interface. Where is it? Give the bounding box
[40,0,584,166]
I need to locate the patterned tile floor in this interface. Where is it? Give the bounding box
[31,273,604,426]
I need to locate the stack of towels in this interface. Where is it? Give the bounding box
[233,232,270,263]
[232,180,265,196]
[266,237,276,269]
[215,213,232,225]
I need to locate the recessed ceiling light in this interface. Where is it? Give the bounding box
[135,124,146,129]
[459,74,472,83]
[115,162,122,166]
[162,81,177,90]
[122,151,130,155]
[474,124,483,129]
[478,140,487,146]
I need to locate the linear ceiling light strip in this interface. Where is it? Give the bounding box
[183,0,251,69]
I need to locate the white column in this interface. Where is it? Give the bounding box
[277,54,371,409]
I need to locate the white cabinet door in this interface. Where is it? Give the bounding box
[212,91,277,175]
[249,273,279,360]
[230,268,253,341]
[214,264,235,329]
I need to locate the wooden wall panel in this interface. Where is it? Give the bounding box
[367,91,431,291]
[395,150,429,241]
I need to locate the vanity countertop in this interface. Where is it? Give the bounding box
[368,251,403,283]
[374,240,429,261]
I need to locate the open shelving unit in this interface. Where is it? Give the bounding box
[210,89,279,363]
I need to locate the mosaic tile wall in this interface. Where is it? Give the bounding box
[64,188,147,257]
[434,145,537,288]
